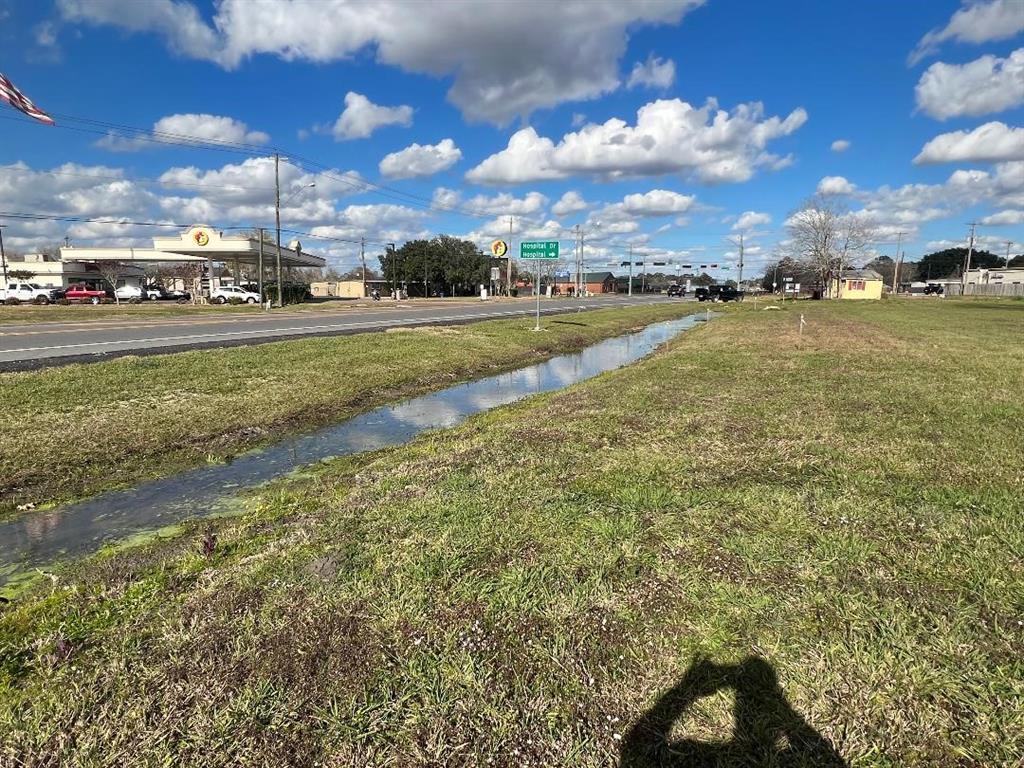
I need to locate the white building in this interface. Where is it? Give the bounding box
[962,267,1024,296]
[7,253,145,289]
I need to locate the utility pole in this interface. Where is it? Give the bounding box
[274,152,283,308]
[737,233,744,287]
[257,227,265,300]
[891,231,906,293]
[0,224,8,286]
[1006,240,1013,269]
[628,245,633,296]
[360,237,366,297]
[507,215,513,296]
[388,242,396,297]
[573,224,581,297]
[962,222,977,294]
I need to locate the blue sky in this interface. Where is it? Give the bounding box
[1,0,1022,276]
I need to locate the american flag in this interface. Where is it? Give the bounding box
[0,73,54,125]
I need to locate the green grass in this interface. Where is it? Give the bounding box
[0,301,697,513]
[1,299,1022,766]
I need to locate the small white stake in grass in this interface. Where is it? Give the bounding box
[799,313,806,337]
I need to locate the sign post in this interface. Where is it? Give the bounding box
[520,240,559,331]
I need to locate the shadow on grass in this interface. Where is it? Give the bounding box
[619,656,846,767]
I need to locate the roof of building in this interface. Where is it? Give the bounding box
[841,268,883,280]
[556,271,614,282]
[58,226,325,269]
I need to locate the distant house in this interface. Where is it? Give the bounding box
[833,268,883,300]
[553,271,616,295]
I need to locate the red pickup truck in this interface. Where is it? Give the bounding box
[65,284,111,304]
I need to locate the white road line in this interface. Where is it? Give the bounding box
[0,301,663,355]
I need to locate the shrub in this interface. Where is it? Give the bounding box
[228,296,244,305]
[57,298,71,306]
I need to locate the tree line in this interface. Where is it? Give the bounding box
[376,235,510,297]
[761,194,1022,291]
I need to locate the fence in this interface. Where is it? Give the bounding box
[943,283,1024,298]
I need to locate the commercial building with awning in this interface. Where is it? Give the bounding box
[58,226,326,271]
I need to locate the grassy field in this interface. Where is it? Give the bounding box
[1,299,1022,766]
[0,301,696,513]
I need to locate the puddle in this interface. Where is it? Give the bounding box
[0,314,707,587]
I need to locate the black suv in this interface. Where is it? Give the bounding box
[696,285,744,302]
[666,284,685,297]
[923,283,944,295]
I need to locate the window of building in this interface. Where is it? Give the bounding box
[847,279,865,291]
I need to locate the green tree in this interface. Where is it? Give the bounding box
[916,248,1001,280]
[379,236,489,296]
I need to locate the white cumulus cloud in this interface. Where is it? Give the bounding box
[817,176,857,195]
[915,122,1024,164]
[551,191,590,217]
[378,139,462,179]
[332,92,413,140]
[831,139,851,152]
[981,209,1024,225]
[627,55,676,89]
[588,190,695,231]
[59,0,703,125]
[466,98,807,185]
[915,49,1024,120]
[732,211,772,230]
[909,0,1024,66]
[463,191,548,216]
[96,113,270,152]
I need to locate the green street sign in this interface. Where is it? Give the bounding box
[520,240,560,259]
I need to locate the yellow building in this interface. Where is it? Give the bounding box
[834,268,883,300]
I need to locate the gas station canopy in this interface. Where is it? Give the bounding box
[58,226,326,269]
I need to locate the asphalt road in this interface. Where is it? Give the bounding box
[0,295,683,369]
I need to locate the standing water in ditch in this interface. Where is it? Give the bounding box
[0,314,707,587]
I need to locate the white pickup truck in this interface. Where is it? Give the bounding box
[0,281,63,304]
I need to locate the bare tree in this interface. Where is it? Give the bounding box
[95,261,123,304]
[786,195,872,296]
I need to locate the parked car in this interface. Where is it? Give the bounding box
[666,284,685,297]
[65,283,112,304]
[211,285,261,304]
[0,282,63,304]
[143,285,166,301]
[694,287,710,301]
[114,283,145,302]
[923,283,944,295]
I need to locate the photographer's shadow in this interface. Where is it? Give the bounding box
[619,656,846,767]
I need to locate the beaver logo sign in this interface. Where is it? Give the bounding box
[490,239,507,258]
[193,229,210,246]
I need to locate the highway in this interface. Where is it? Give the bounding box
[0,295,681,368]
